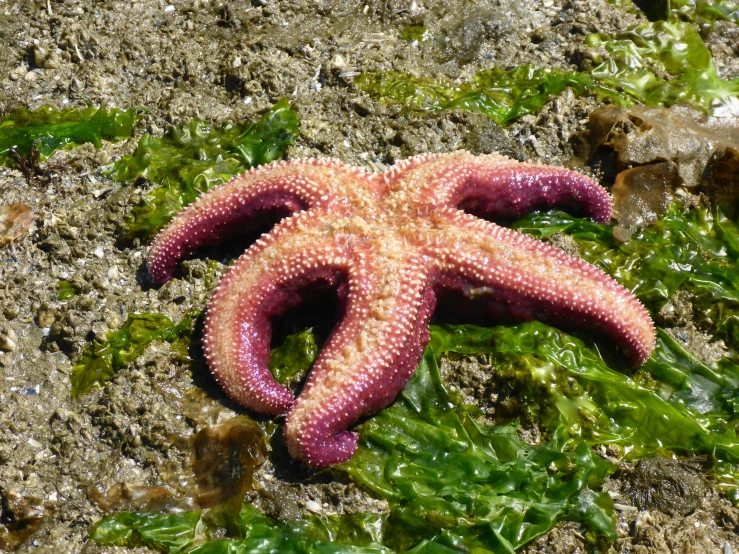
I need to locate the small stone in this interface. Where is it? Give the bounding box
[4,303,20,320]
[0,328,17,351]
[43,53,61,70]
[31,44,48,68]
[37,309,56,328]
[303,500,322,512]
[76,296,95,312]
[107,265,119,280]
[91,321,109,339]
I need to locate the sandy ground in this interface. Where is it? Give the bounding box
[1,0,739,552]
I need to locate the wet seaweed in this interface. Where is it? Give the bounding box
[0,105,138,167]
[104,99,300,239]
[91,502,391,554]
[70,310,199,397]
[587,20,739,115]
[512,204,739,345]
[355,66,628,126]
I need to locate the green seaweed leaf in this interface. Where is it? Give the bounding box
[587,20,739,114]
[0,105,138,166]
[672,0,739,25]
[91,502,392,554]
[359,11,739,123]
[269,328,319,384]
[341,347,615,552]
[70,310,198,397]
[356,66,628,126]
[512,203,739,344]
[57,280,77,301]
[89,511,201,553]
[427,322,739,461]
[90,350,614,553]
[104,99,299,239]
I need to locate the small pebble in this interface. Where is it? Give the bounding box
[4,303,20,319]
[0,328,17,352]
[303,500,322,513]
[32,45,48,67]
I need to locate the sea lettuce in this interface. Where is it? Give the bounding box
[512,204,739,344]
[0,105,137,167]
[672,0,739,25]
[587,20,739,114]
[105,99,299,239]
[355,66,628,126]
[341,347,615,553]
[70,311,198,397]
[91,503,391,554]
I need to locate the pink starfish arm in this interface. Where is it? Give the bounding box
[392,151,612,224]
[203,215,346,415]
[284,241,434,468]
[424,212,655,364]
[147,160,368,283]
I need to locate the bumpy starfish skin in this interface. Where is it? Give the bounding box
[148,151,655,468]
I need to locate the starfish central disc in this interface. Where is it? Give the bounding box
[147,151,655,468]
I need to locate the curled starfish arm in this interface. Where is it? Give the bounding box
[203,221,349,415]
[147,162,342,283]
[427,216,655,364]
[284,248,434,468]
[405,151,612,224]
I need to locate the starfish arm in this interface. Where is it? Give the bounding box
[424,213,654,364]
[203,216,349,415]
[284,245,434,468]
[147,159,360,283]
[393,151,611,223]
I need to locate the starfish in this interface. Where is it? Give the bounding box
[148,151,655,468]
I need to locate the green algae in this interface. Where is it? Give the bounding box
[341,346,615,553]
[104,99,299,240]
[70,310,199,397]
[91,502,391,554]
[587,20,739,114]
[671,0,739,25]
[356,66,628,126]
[512,203,739,500]
[269,328,319,385]
[400,25,429,42]
[0,105,138,167]
[512,203,739,345]
[57,280,77,301]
